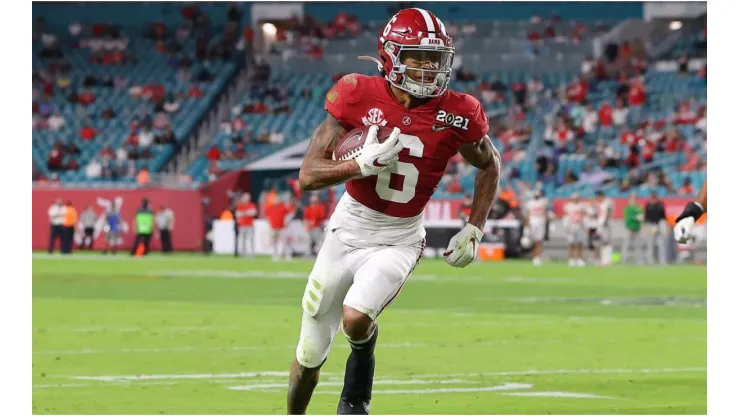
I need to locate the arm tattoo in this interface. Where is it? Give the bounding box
[299,115,361,191]
[459,137,501,230]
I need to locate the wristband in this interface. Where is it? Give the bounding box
[676,201,705,222]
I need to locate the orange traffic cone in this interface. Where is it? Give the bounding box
[134,243,145,257]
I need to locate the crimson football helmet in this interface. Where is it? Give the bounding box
[361,8,455,98]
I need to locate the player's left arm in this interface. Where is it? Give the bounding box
[443,135,500,268]
[458,135,501,230]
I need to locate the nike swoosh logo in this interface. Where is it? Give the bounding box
[432,124,451,132]
[372,158,388,167]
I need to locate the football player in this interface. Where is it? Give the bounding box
[287,8,501,415]
[563,193,587,267]
[674,181,707,243]
[522,189,549,266]
[595,190,614,266]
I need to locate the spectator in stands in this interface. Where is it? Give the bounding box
[582,104,598,134]
[188,84,205,98]
[563,168,579,184]
[695,106,707,132]
[100,145,115,160]
[598,101,613,128]
[86,158,103,179]
[155,128,176,144]
[534,153,551,177]
[257,130,270,144]
[65,156,80,171]
[625,145,641,168]
[674,101,696,125]
[619,168,643,192]
[101,106,116,119]
[47,143,64,171]
[678,177,694,196]
[139,126,154,148]
[446,174,463,193]
[512,81,527,107]
[657,171,676,194]
[567,76,588,104]
[678,54,690,75]
[206,145,221,161]
[580,56,594,77]
[47,111,65,131]
[269,130,285,144]
[490,78,507,101]
[64,139,81,157]
[620,127,639,146]
[527,76,544,107]
[78,88,96,106]
[116,146,129,162]
[662,127,684,153]
[80,123,97,141]
[539,162,558,185]
[628,77,646,107]
[549,118,574,152]
[164,94,180,113]
[612,99,629,127]
[153,112,171,130]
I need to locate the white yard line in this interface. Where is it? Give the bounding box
[408,367,707,379]
[37,317,706,335]
[314,383,535,395]
[35,337,705,356]
[501,391,614,399]
[34,342,424,356]
[36,367,705,392]
[74,371,298,382]
[39,325,240,333]
[62,366,706,384]
[228,378,484,391]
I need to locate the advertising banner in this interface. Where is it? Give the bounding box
[33,188,204,251]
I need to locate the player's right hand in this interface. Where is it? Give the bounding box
[355,126,403,177]
[673,217,695,244]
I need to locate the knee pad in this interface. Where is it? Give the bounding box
[296,312,335,369]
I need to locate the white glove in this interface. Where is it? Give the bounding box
[355,126,403,177]
[443,223,484,268]
[674,217,696,244]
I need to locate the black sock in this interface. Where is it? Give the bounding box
[340,325,378,402]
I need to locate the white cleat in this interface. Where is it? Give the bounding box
[568,259,576,267]
[576,259,586,267]
[533,257,542,266]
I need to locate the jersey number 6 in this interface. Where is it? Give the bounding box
[375,134,423,203]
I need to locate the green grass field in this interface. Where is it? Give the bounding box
[32,254,706,414]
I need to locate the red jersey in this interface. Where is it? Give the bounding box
[235,202,257,227]
[598,105,613,126]
[325,74,488,218]
[303,204,326,229]
[266,202,291,230]
[628,84,646,106]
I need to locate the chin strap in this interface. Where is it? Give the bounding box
[358,55,383,73]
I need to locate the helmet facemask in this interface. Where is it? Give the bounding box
[384,40,454,98]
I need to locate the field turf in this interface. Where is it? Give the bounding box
[32,254,706,414]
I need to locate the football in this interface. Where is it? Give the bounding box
[332,126,395,161]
